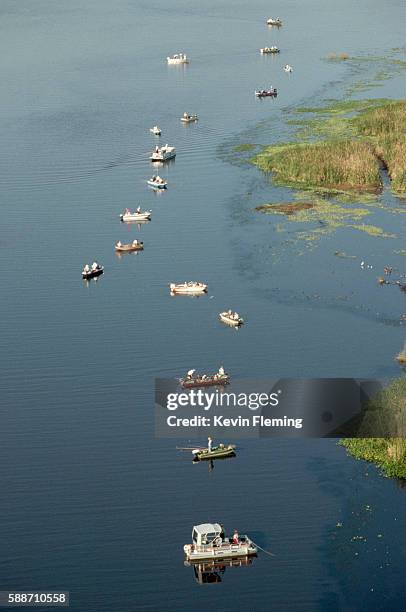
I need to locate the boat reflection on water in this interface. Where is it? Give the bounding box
[185,556,256,585]
[115,249,143,260]
[192,455,236,472]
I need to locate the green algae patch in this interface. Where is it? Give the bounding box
[254,197,385,244]
[233,143,259,153]
[255,201,314,215]
[348,224,396,238]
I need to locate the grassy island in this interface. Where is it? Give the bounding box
[252,99,406,195]
[341,376,406,480]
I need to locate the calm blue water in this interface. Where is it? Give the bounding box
[1,0,406,610]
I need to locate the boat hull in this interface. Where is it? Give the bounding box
[219,314,243,326]
[255,91,277,98]
[120,214,151,222]
[115,244,144,252]
[194,448,236,461]
[82,268,103,279]
[150,153,176,162]
[184,543,257,562]
[147,180,167,188]
[170,284,207,295]
[180,376,230,389]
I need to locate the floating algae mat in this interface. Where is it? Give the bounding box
[255,197,395,244]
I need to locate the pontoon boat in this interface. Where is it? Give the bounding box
[184,524,257,561]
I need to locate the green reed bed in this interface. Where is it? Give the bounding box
[252,99,406,195]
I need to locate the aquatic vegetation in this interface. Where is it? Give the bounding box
[252,99,406,195]
[253,139,381,192]
[341,376,406,480]
[348,224,395,238]
[352,101,406,193]
[233,143,259,153]
[255,201,314,215]
[254,197,386,244]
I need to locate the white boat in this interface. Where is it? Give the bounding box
[150,126,161,135]
[150,144,176,162]
[120,208,152,222]
[284,64,293,73]
[169,282,207,295]
[180,113,198,123]
[260,46,280,54]
[147,175,167,189]
[267,17,282,26]
[184,524,257,562]
[167,53,189,65]
[219,310,244,326]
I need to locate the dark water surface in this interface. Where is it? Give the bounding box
[1,1,406,610]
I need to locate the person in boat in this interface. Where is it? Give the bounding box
[91,262,98,270]
[83,264,90,273]
[208,437,213,452]
[218,365,225,377]
[132,239,138,245]
[232,530,239,544]
[187,369,195,380]
[136,205,141,213]
[155,146,159,153]
[116,241,122,248]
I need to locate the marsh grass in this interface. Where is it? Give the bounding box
[253,139,381,191]
[252,99,406,194]
[352,101,406,192]
[341,376,406,479]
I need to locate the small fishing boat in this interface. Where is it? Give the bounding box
[150,144,176,162]
[115,240,144,252]
[120,208,152,222]
[192,444,236,461]
[82,262,103,279]
[180,366,229,388]
[167,53,189,65]
[219,310,244,326]
[184,524,257,562]
[147,175,167,189]
[267,17,282,26]
[169,282,207,295]
[284,64,293,73]
[255,88,277,98]
[150,126,161,135]
[181,112,198,123]
[260,46,280,54]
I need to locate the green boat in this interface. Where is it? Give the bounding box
[192,444,236,461]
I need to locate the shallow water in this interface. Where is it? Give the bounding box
[1,0,406,610]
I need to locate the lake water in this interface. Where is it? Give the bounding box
[1,0,406,610]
